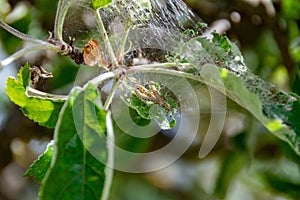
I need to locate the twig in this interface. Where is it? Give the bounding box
[0,20,48,44]
[0,43,60,70]
[54,0,74,42]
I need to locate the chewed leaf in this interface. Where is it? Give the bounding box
[6,64,64,128]
[24,141,53,183]
[129,107,151,126]
[217,67,300,155]
[167,31,300,154]
[149,104,177,130]
[288,101,300,135]
[92,0,112,10]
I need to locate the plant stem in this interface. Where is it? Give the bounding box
[23,62,193,109]
[126,64,202,82]
[84,71,116,89]
[103,79,122,110]
[0,43,60,70]
[102,111,115,200]
[85,62,194,93]
[94,9,118,66]
[82,62,182,86]
[0,20,47,44]
[54,0,73,42]
[132,62,190,69]
[119,29,130,65]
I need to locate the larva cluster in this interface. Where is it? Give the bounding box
[134,84,171,111]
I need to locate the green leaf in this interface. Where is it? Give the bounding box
[92,0,112,10]
[5,64,64,128]
[282,0,300,19]
[287,100,300,135]
[39,84,107,200]
[24,141,53,183]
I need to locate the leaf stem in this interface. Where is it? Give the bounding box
[94,9,117,66]
[0,43,60,70]
[26,87,68,100]
[102,110,114,200]
[119,29,130,65]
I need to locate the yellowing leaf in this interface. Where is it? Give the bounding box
[92,0,112,10]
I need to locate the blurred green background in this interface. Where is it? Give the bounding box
[0,0,300,199]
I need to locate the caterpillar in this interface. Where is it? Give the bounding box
[134,84,171,111]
